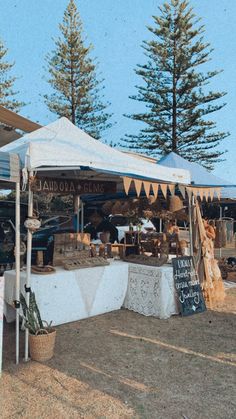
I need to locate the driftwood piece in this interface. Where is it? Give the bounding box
[123,254,168,267]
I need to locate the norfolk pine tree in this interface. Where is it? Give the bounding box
[0,39,24,112]
[124,0,229,170]
[45,0,112,140]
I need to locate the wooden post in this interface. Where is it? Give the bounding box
[188,191,194,256]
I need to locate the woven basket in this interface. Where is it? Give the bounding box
[168,196,184,212]
[29,329,56,362]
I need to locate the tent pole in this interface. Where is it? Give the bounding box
[15,181,21,364]
[219,205,222,258]
[24,172,33,362]
[76,195,80,234]
[188,191,194,256]
[81,201,84,233]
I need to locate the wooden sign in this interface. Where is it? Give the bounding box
[30,177,117,195]
[172,256,206,316]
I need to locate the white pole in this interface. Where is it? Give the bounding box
[24,172,33,362]
[15,181,21,364]
[188,192,194,256]
[219,205,222,258]
[81,201,84,233]
[75,195,80,234]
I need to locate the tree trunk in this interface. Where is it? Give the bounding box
[172,27,177,152]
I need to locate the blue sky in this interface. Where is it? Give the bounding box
[0,0,235,181]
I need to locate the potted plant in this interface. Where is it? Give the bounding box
[20,291,56,362]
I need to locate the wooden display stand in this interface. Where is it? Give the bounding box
[53,233,90,266]
[111,243,138,259]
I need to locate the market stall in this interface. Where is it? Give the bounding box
[1,117,191,361]
[0,151,21,373]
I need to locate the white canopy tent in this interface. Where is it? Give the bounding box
[158,152,236,199]
[0,151,21,372]
[1,117,190,184]
[1,118,191,362]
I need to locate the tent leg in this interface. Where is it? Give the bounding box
[81,201,84,233]
[74,195,80,233]
[15,181,21,364]
[188,192,194,256]
[219,205,222,258]
[24,174,33,362]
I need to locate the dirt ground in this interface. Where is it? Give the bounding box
[1,287,236,419]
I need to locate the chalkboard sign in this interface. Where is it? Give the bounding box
[172,256,206,316]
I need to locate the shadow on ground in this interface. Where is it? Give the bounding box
[1,289,236,419]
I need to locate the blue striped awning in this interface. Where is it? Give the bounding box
[0,151,20,182]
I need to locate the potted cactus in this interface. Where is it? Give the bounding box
[20,291,56,362]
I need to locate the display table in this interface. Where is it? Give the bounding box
[123,264,179,319]
[4,260,129,326]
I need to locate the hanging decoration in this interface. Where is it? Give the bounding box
[186,186,221,201]
[143,181,151,197]
[122,177,175,199]
[123,177,132,195]
[168,184,175,196]
[159,183,167,198]
[152,183,159,199]
[134,179,142,197]
[179,184,186,199]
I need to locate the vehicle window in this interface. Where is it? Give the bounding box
[0,221,14,242]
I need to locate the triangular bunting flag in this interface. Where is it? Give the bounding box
[143,181,151,197]
[191,187,198,199]
[134,179,143,197]
[209,188,214,201]
[216,188,221,200]
[168,184,175,196]
[123,177,132,195]
[160,183,168,198]
[203,188,209,201]
[152,183,159,198]
[179,185,186,199]
[186,187,193,197]
[198,188,204,201]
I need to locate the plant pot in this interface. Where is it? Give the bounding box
[29,329,56,362]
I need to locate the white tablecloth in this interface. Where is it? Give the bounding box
[0,276,4,374]
[123,264,179,319]
[4,260,129,326]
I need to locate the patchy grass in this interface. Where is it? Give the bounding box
[2,288,236,418]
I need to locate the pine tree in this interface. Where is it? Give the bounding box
[0,39,24,112]
[44,0,112,140]
[124,0,229,170]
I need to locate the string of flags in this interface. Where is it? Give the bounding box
[122,177,221,201]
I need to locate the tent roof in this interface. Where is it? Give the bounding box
[1,118,190,184]
[159,152,236,199]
